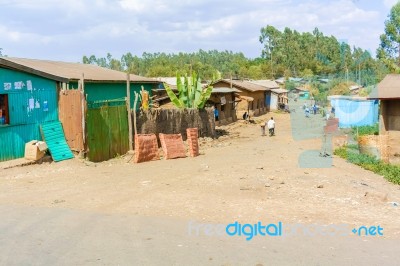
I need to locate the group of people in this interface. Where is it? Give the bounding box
[304,104,319,117]
[261,117,275,137]
[304,103,335,119]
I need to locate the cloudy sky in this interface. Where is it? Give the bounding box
[0,0,398,62]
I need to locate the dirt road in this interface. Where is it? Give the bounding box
[0,110,399,265]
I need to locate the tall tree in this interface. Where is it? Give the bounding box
[377,2,400,71]
[259,25,282,78]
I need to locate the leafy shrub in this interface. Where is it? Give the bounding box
[334,147,400,185]
[351,123,379,138]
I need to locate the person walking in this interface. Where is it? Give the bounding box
[260,123,266,136]
[305,107,310,118]
[267,117,275,136]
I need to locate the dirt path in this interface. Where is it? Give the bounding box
[0,111,399,265]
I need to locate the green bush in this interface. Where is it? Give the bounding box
[351,123,379,139]
[334,147,400,185]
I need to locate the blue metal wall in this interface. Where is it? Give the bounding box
[0,68,58,161]
[330,97,379,128]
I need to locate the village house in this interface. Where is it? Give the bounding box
[211,79,271,118]
[270,88,289,110]
[369,74,400,164]
[0,57,159,162]
[207,87,238,126]
[248,80,285,111]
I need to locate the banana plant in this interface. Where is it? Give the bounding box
[164,72,213,109]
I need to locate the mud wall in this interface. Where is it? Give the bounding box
[133,108,216,142]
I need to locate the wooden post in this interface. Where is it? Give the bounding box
[81,73,87,155]
[379,100,387,135]
[133,92,138,136]
[127,73,133,151]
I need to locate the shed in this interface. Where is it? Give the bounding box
[328,95,378,128]
[0,60,59,161]
[369,74,400,164]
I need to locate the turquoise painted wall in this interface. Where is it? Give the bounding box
[0,68,58,161]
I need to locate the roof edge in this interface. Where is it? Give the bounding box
[0,57,69,83]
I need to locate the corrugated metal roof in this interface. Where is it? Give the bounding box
[248,80,280,89]
[294,87,309,92]
[369,74,400,99]
[212,87,240,93]
[349,85,361,91]
[271,88,288,94]
[327,95,371,101]
[0,57,158,83]
[214,79,270,92]
[289,77,304,82]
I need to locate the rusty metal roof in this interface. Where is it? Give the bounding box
[0,57,158,83]
[213,79,270,92]
[369,74,400,99]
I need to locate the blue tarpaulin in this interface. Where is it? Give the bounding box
[328,96,379,128]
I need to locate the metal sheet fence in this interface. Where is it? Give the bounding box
[86,100,129,162]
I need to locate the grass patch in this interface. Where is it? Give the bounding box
[351,124,379,140]
[334,146,400,185]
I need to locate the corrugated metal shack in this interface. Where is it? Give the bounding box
[328,95,379,128]
[0,59,60,161]
[0,57,160,162]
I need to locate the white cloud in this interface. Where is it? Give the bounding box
[0,0,391,60]
[383,0,398,8]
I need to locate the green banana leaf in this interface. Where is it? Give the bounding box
[164,82,184,108]
[197,85,213,108]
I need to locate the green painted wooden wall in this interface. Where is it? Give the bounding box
[70,82,155,108]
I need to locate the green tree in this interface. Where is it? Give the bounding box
[377,2,400,71]
[260,25,282,78]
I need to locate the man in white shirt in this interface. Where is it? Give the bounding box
[267,117,275,136]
